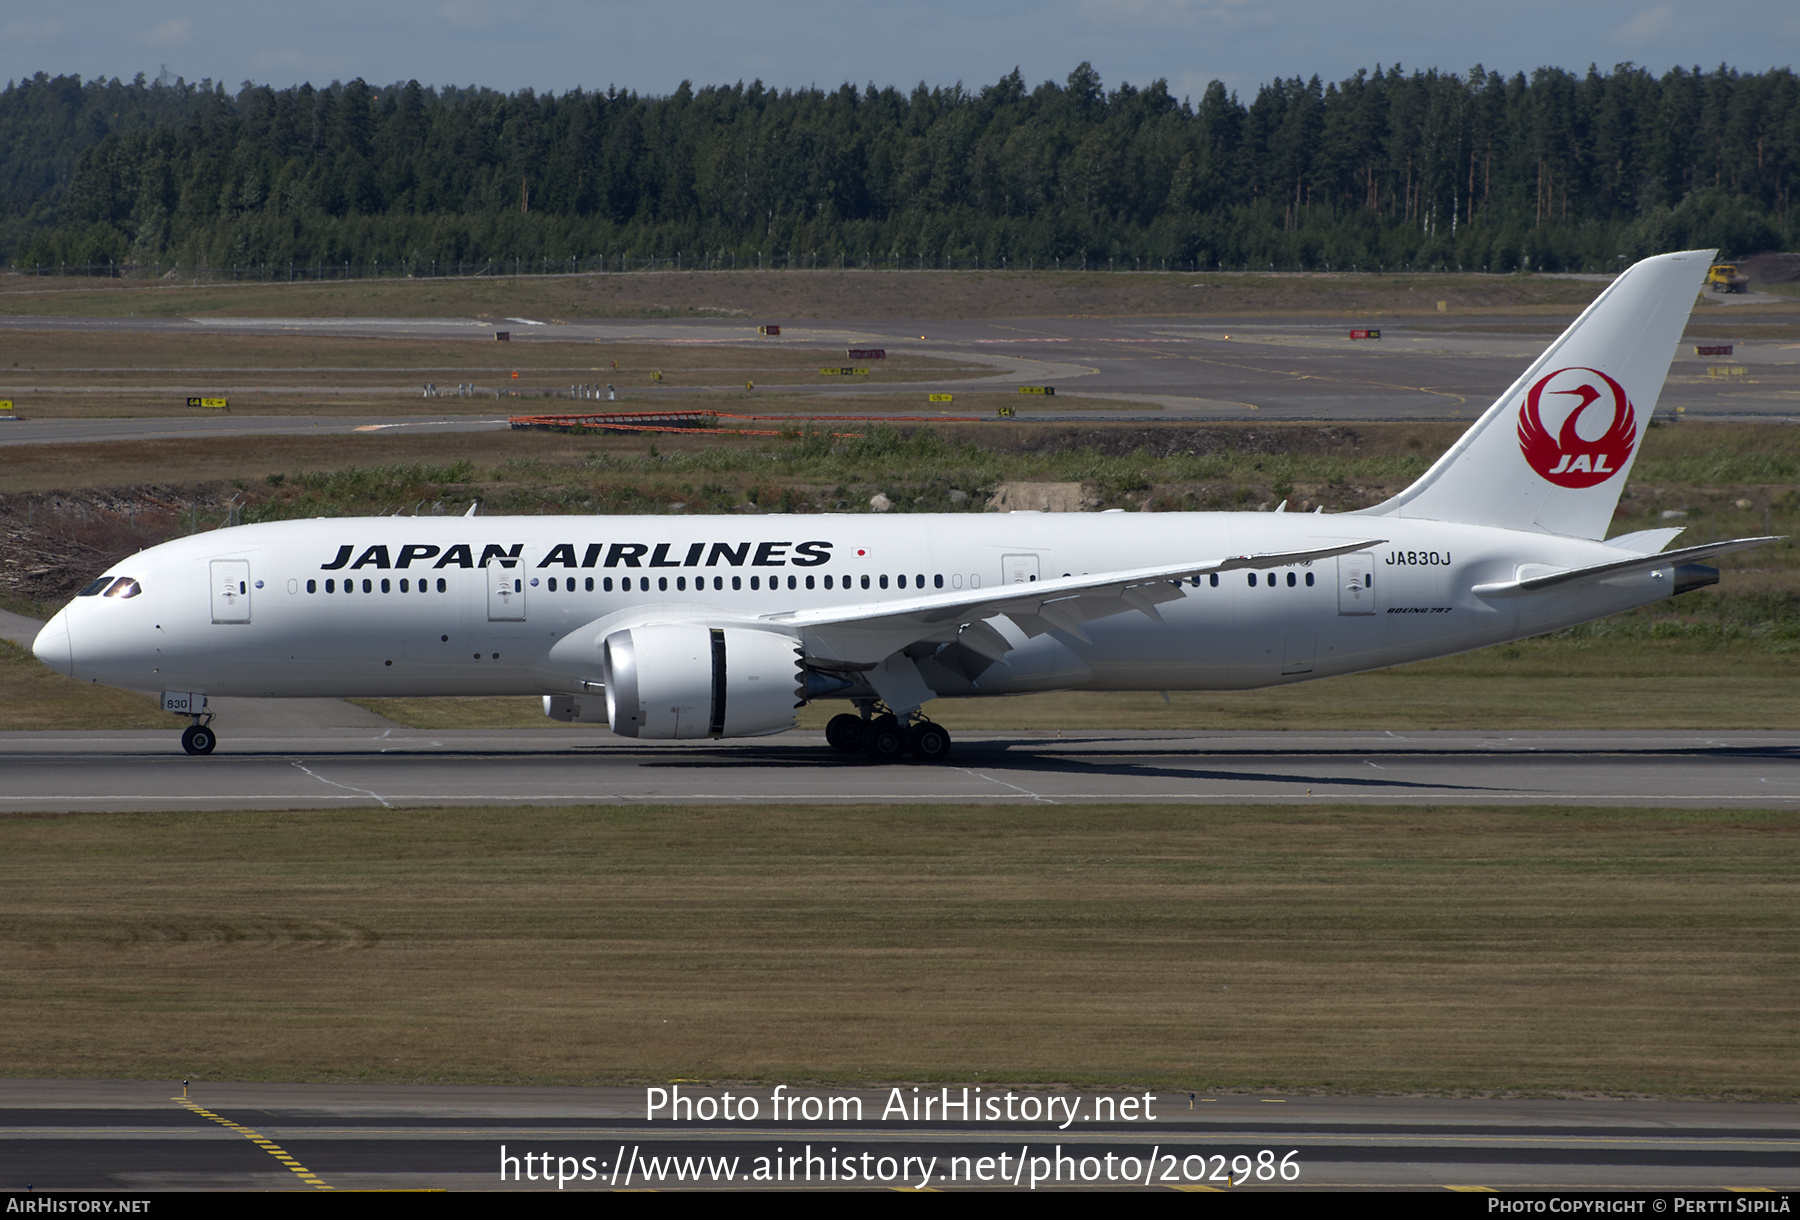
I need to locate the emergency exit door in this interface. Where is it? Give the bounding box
[1002,553,1041,584]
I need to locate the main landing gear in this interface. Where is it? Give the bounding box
[180,714,217,756]
[825,710,952,763]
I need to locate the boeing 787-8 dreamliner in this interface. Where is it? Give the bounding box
[32,249,1772,761]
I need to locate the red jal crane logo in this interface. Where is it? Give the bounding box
[1516,367,1638,488]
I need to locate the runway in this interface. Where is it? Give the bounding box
[3,310,1796,447]
[2,727,1796,811]
[4,1080,1794,1191]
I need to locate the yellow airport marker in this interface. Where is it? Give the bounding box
[173,1095,333,1190]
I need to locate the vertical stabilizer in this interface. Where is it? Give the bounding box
[1361,249,1712,539]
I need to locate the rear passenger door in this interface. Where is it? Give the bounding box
[1338,553,1375,615]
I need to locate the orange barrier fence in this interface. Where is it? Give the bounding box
[508,409,979,436]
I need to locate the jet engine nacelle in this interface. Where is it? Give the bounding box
[601,625,803,739]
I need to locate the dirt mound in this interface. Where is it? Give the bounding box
[1739,252,1800,286]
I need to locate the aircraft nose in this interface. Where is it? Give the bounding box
[32,608,73,677]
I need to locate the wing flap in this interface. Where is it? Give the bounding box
[781,537,1385,664]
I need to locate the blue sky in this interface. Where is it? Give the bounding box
[6,1,1794,102]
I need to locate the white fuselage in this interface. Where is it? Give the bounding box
[36,512,1678,703]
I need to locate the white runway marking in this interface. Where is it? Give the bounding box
[288,760,393,809]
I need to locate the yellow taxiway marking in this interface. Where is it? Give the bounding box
[173,1097,333,1190]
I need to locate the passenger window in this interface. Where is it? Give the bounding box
[436,578,447,593]
[751,576,760,590]
[586,577,595,592]
[732,576,741,590]
[1305,572,1315,587]
[1247,573,1256,587]
[935,574,943,588]
[307,579,317,594]
[548,577,558,592]
[861,574,871,590]
[879,575,889,589]
[400,578,409,592]
[805,575,814,589]
[897,574,907,589]
[362,579,373,593]
[824,574,834,589]
[326,579,336,593]
[381,578,391,593]
[1209,574,1219,587]
[916,573,924,587]
[676,576,686,591]
[1286,572,1296,587]
[787,575,796,590]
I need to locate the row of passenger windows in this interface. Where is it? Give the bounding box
[305,573,953,595]
[302,570,1329,597]
[1174,572,1315,588]
[547,572,944,593]
[308,577,448,594]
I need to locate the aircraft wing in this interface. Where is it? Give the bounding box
[1470,536,1780,599]
[765,538,1387,665]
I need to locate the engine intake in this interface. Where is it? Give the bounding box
[602,625,803,739]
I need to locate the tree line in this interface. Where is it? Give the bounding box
[4,61,1796,275]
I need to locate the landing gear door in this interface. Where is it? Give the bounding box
[1338,553,1376,615]
[485,546,528,621]
[210,559,252,623]
[1002,553,1040,585]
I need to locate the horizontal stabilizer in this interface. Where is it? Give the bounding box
[1471,536,1778,599]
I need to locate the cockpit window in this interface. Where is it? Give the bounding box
[103,577,142,599]
[77,577,111,596]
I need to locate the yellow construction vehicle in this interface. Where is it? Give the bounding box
[1706,263,1750,294]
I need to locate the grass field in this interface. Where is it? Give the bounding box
[0,267,1626,322]
[0,639,166,730]
[1,801,1792,1095]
